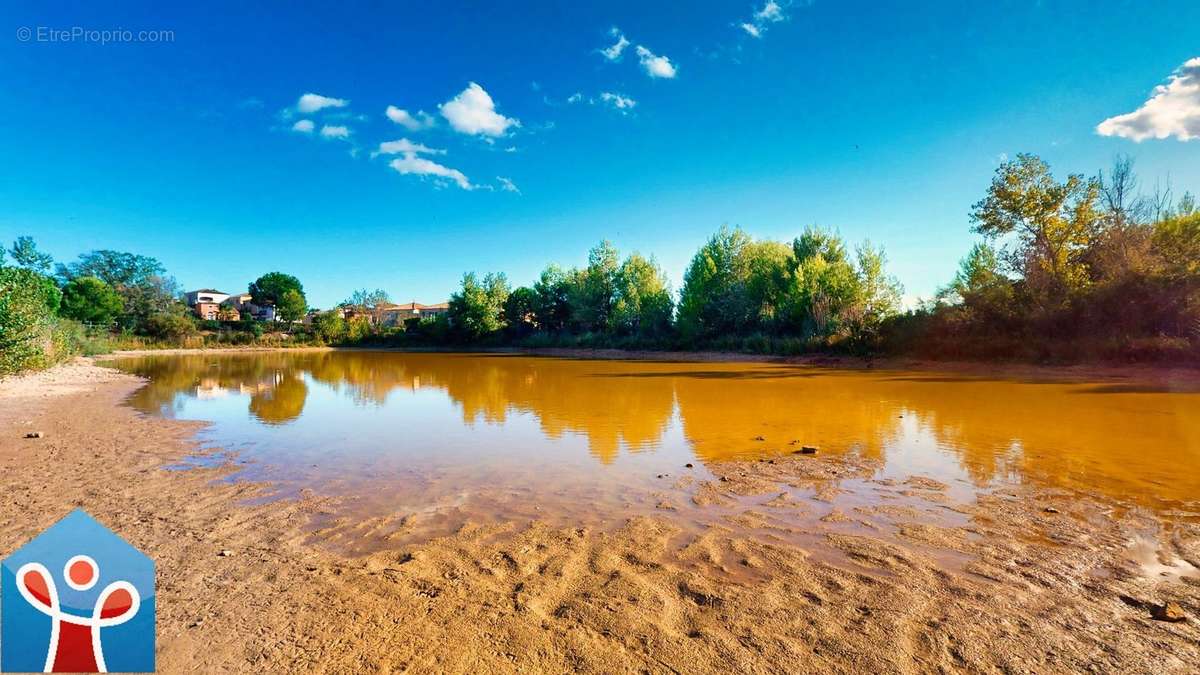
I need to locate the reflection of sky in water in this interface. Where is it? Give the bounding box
[105,352,1200,529]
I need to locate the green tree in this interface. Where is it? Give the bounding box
[612,253,674,336]
[570,241,620,332]
[0,267,60,374]
[313,311,348,343]
[742,240,794,331]
[677,226,753,338]
[970,153,1100,309]
[57,250,166,288]
[786,227,860,337]
[1154,211,1200,280]
[448,271,510,339]
[847,242,903,343]
[249,272,304,306]
[277,288,308,324]
[504,286,538,334]
[941,242,1015,324]
[57,250,180,330]
[60,276,123,325]
[8,236,53,273]
[532,264,572,332]
[344,288,391,324]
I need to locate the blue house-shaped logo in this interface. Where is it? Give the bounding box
[2,509,155,673]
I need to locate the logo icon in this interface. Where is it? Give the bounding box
[2,509,155,673]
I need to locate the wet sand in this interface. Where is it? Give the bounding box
[1,358,1198,673]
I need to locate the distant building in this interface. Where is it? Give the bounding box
[184,289,230,306]
[186,289,270,321]
[379,301,449,326]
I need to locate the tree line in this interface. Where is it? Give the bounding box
[4,151,1198,374]
[0,239,315,374]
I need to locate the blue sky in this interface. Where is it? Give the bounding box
[2,1,1198,308]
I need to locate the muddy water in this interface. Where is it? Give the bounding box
[106,351,1200,556]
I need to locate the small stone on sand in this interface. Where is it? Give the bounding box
[1152,601,1187,622]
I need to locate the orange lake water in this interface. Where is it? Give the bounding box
[104,351,1200,561]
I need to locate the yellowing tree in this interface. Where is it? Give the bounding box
[970,153,1099,311]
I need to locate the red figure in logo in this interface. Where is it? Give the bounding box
[15,555,140,673]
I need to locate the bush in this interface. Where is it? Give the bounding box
[144,312,198,339]
[0,267,58,375]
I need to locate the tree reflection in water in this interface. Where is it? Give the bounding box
[110,351,1200,514]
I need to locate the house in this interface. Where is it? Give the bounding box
[185,289,270,321]
[194,301,238,321]
[379,301,449,326]
[184,289,230,306]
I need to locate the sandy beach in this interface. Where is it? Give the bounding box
[2,357,1198,673]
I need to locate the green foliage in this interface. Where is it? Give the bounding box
[448,272,510,339]
[970,153,1100,309]
[504,286,538,334]
[8,236,54,273]
[144,310,197,339]
[249,272,305,313]
[0,267,56,374]
[60,276,123,325]
[57,250,166,288]
[846,242,904,347]
[568,241,620,332]
[677,226,754,338]
[277,288,308,323]
[56,249,181,331]
[532,264,572,332]
[1154,212,1200,279]
[612,253,673,336]
[313,311,348,344]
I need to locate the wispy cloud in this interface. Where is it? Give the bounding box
[375,138,445,156]
[319,124,350,139]
[291,119,315,134]
[389,156,473,190]
[496,176,521,194]
[297,93,349,114]
[740,0,788,39]
[439,82,520,137]
[600,27,630,61]
[635,45,677,79]
[1097,57,1200,142]
[385,105,436,131]
[377,137,474,190]
[600,92,637,111]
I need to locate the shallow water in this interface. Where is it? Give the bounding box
[105,351,1200,553]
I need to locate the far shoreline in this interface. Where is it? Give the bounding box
[96,344,1200,388]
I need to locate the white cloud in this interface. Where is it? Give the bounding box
[439,82,520,137]
[496,176,520,194]
[566,92,584,104]
[375,138,445,156]
[297,93,348,114]
[291,119,315,133]
[388,155,473,190]
[1097,57,1200,142]
[740,0,788,39]
[385,105,435,131]
[635,45,677,79]
[601,28,630,61]
[600,92,637,111]
[755,0,785,23]
[319,125,350,139]
[378,137,473,190]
